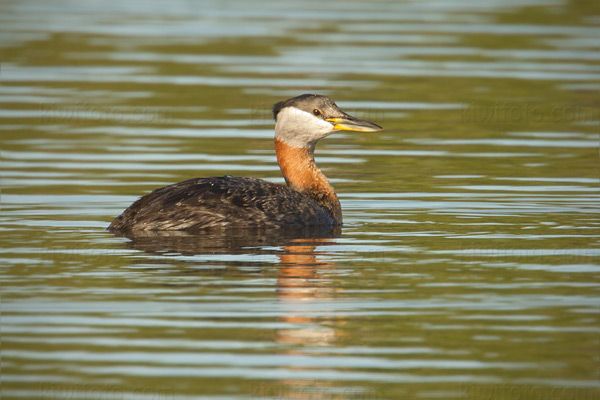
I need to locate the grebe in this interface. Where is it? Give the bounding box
[108,94,382,232]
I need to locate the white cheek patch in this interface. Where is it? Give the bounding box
[275,107,335,147]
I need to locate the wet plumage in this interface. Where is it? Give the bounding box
[108,176,335,231]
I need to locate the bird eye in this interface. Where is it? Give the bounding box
[312,109,321,116]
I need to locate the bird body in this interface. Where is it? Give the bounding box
[108,175,336,231]
[108,94,382,233]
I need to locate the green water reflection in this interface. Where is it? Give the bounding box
[1,0,599,399]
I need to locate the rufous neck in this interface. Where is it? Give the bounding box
[274,138,342,223]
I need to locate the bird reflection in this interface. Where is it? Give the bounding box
[276,238,337,347]
[113,226,339,257]
[269,238,339,399]
[114,228,341,398]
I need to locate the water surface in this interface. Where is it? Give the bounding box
[1,0,599,399]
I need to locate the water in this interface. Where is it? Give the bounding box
[1,0,599,399]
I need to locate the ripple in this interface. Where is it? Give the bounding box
[2,0,599,397]
[405,138,599,148]
[4,349,544,370]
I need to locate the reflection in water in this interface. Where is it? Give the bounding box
[2,0,599,398]
[115,226,340,256]
[275,239,339,399]
[119,230,342,399]
[277,239,337,346]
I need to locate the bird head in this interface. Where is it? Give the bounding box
[273,94,382,148]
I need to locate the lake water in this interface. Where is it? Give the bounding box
[1,0,599,399]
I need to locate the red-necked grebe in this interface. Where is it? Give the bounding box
[108,94,382,232]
